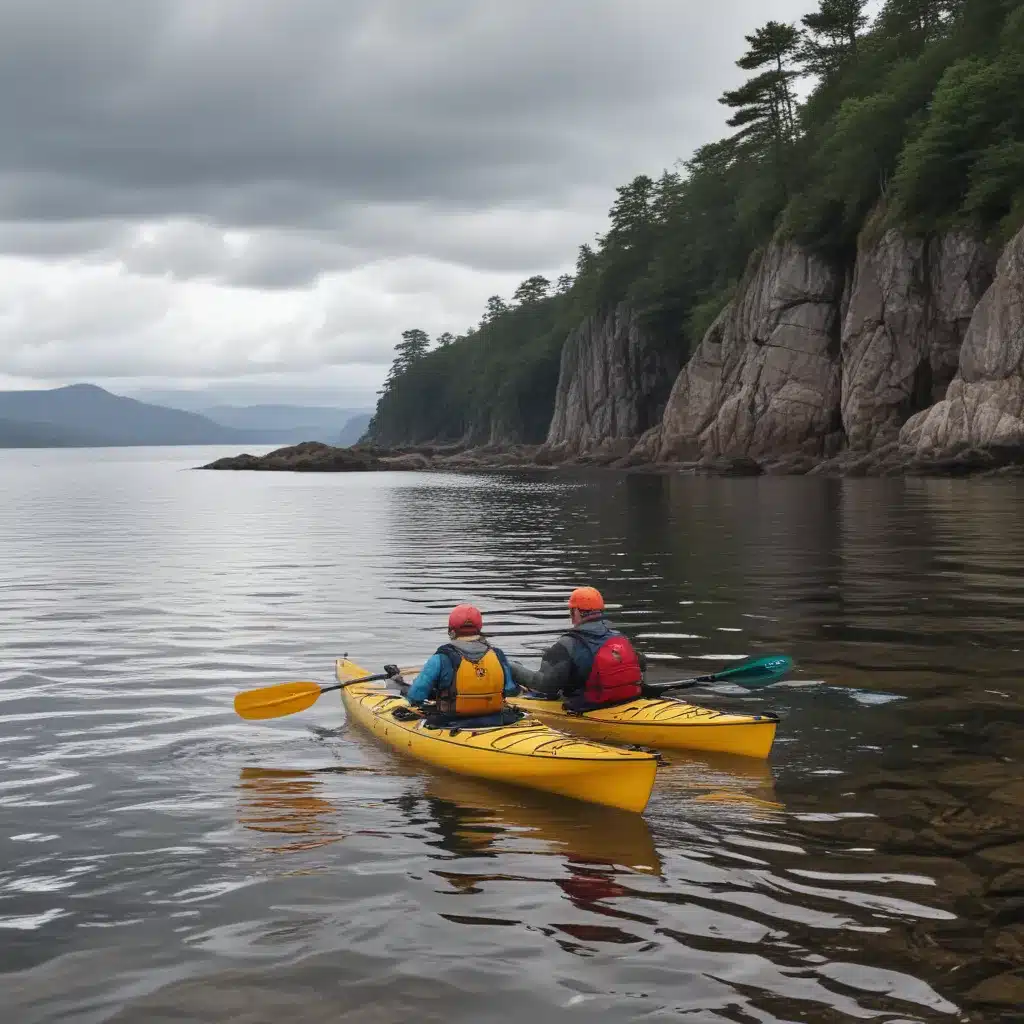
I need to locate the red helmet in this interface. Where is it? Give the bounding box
[568,587,605,612]
[448,604,483,636]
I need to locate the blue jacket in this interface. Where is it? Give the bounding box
[406,637,518,706]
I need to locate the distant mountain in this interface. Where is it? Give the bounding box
[0,384,256,447]
[199,403,371,443]
[0,416,92,447]
[338,413,372,447]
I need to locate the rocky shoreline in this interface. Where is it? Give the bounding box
[203,220,1024,481]
[200,437,1024,478]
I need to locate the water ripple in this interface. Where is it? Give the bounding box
[0,449,1021,1021]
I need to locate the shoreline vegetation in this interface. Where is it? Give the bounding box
[211,2,1024,478]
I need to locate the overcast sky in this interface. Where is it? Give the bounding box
[0,0,821,407]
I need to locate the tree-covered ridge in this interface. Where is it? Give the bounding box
[366,0,1024,447]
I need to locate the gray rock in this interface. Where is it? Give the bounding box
[901,225,1024,453]
[200,441,384,472]
[655,241,844,460]
[841,226,994,450]
[546,303,678,453]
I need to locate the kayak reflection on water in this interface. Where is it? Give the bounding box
[235,766,390,855]
[407,772,665,875]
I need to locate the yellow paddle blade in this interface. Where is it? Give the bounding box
[234,681,323,721]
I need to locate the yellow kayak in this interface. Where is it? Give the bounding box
[336,659,658,814]
[506,693,778,759]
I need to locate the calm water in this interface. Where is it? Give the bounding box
[1,447,1022,1023]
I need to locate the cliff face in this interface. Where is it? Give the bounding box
[619,221,1006,468]
[841,228,995,451]
[545,303,679,452]
[653,242,845,460]
[900,225,1024,453]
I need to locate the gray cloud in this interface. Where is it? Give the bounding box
[0,0,816,397]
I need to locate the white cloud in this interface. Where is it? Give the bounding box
[0,0,816,403]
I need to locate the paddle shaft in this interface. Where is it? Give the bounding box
[323,671,393,695]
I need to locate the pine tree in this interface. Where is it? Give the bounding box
[481,296,509,326]
[394,328,430,370]
[513,276,551,304]
[604,175,656,250]
[801,0,870,78]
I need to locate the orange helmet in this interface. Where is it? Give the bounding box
[448,604,483,636]
[568,587,604,613]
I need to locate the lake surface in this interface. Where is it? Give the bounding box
[1,446,1022,1023]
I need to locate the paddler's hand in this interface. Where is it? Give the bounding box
[383,664,408,694]
[508,661,533,688]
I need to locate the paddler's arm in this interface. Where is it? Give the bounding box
[494,648,520,697]
[508,638,574,698]
[405,654,445,706]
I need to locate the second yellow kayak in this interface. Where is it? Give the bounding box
[506,693,778,759]
[336,659,658,813]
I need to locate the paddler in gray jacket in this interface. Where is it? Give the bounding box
[509,587,647,711]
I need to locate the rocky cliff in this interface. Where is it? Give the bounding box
[620,219,1015,473]
[642,242,845,462]
[545,303,679,454]
[841,228,995,451]
[900,225,1024,454]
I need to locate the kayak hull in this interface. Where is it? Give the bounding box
[506,694,778,759]
[336,660,657,814]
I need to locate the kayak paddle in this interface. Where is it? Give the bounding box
[644,654,793,695]
[234,670,396,721]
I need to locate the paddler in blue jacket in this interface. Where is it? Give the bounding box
[508,587,647,711]
[387,604,519,726]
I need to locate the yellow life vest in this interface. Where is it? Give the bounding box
[436,644,505,717]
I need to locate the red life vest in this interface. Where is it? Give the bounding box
[569,629,643,705]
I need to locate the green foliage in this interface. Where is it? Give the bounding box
[368,0,1024,445]
[720,21,803,195]
[366,293,581,445]
[801,1,870,77]
[890,11,1024,233]
[512,275,551,304]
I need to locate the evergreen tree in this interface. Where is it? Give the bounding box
[575,244,597,276]
[481,296,509,326]
[604,175,656,249]
[879,0,962,43]
[721,21,803,147]
[395,328,430,369]
[437,332,455,347]
[513,276,551,304]
[801,0,870,77]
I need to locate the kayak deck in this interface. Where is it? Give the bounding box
[336,659,657,814]
[506,693,778,759]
